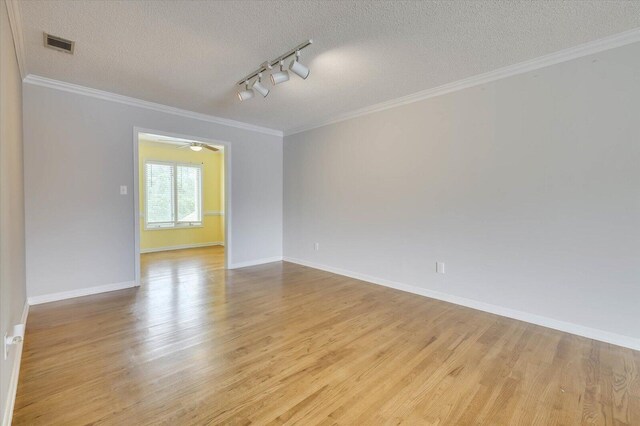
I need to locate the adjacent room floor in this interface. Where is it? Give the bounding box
[140,245,226,282]
[13,252,640,424]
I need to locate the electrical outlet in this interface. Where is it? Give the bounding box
[436,262,445,274]
[120,185,128,195]
[314,242,320,251]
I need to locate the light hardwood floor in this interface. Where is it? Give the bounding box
[13,246,640,425]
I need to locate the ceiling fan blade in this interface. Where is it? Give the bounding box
[175,144,190,149]
[202,145,219,152]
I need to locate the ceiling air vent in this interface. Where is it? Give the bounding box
[43,33,75,54]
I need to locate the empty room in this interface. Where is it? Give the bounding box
[1,1,639,424]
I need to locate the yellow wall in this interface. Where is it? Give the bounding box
[139,140,224,251]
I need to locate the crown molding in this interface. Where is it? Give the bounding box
[22,74,284,137]
[284,27,640,136]
[5,0,27,79]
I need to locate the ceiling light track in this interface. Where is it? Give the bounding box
[236,40,312,101]
[237,40,312,85]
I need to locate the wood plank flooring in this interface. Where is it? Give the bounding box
[13,246,640,425]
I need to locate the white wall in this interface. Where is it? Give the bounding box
[23,83,282,299]
[284,42,640,347]
[0,0,27,421]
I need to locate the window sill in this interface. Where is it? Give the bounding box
[144,224,204,231]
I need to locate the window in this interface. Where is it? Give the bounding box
[144,161,202,229]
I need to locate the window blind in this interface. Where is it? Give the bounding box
[177,165,202,223]
[144,161,203,228]
[146,162,174,225]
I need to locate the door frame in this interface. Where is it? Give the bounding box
[132,127,232,285]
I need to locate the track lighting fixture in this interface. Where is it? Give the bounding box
[289,51,310,80]
[270,60,290,85]
[253,73,270,97]
[236,40,312,101]
[237,80,254,102]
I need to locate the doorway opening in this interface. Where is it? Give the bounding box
[133,129,230,286]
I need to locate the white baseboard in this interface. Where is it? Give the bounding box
[28,281,138,305]
[140,241,224,254]
[2,302,29,426]
[283,256,640,351]
[229,256,283,269]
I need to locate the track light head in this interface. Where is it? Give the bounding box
[271,60,290,85]
[237,89,254,101]
[253,73,270,97]
[237,81,254,101]
[289,50,310,79]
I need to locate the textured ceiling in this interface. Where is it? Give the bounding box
[19,1,640,133]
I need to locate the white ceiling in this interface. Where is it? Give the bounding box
[19,1,640,133]
[139,133,224,151]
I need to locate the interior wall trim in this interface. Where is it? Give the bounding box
[140,241,224,253]
[4,0,26,79]
[22,74,284,137]
[139,211,224,218]
[2,302,29,426]
[228,256,283,270]
[284,27,640,136]
[283,257,640,351]
[27,280,138,306]
[19,28,640,138]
